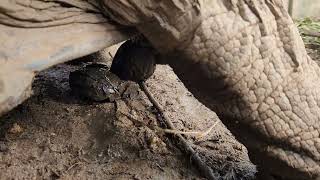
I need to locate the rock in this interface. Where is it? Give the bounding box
[69,64,121,101]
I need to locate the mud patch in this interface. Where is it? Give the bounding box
[0,62,255,179]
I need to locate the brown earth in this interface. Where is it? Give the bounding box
[0,45,318,180]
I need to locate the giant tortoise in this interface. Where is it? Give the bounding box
[1,0,320,179]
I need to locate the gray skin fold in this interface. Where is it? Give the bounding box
[0,0,135,115]
[0,0,319,179]
[102,0,320,179]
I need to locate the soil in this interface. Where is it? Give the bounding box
[0,45,318,180]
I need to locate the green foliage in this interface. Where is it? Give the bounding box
[295,18,320,47]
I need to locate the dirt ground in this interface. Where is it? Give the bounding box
[0,45,318,180]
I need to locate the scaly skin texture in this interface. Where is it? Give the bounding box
[102,0,320,179]
[0,0,134,116]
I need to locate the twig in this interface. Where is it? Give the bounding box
[66,162,82,172]
[196,120,219,139]
[155,162,165,172]
[118,109,218,138]
[139,82,217,180]
[108,52,114,59]
[155,120,219,139]
[104,76,120,95]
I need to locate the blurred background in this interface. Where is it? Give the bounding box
[284,0,319,19]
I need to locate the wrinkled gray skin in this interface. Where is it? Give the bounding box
[1,0,320,179]
[103,1,320,179]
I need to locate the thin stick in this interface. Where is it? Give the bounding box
[66,162,82,172]
[196,120,219,139]
[119,111,218,138]
[108,52,114,59]
[139,82,217,180]
[155,120,219,139]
